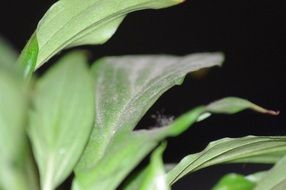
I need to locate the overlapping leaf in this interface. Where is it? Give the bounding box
[254,155,286,190]
[138,143,170,190]
[123,144,170,190]
[34,0,184,68]
[73,106,203,190]
[73,97,277,190]
[76,53,224,172]
[28,52,94,190]
[0,62,34,190]
[167,136,286,186]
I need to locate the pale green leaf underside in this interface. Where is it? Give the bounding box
[76,53,224,172]
[35,0,183,68]
[74,97,277,190]
[254,155,286,190]
[28,52,94,190]
[167,136,286,185]
[0,37,17,65]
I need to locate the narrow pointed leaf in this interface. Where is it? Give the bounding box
[34,0,184,68]
[124,144,170,190]
[74,97,276,190]
[167,136,286,185]
[139,143,170,190]
[28,52,94,190]
[206,97,279,116]
[76,53,224,172]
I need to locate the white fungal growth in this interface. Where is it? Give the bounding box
[151,111,175,127]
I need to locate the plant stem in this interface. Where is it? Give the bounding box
[17,33,39,78]
[42,159,54,190]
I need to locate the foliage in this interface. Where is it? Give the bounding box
[0,0,283,190]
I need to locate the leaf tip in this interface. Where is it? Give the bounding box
[251,102,280,116]
[216,52,225,67]
[262,109,280,116]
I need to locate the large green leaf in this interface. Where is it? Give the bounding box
[0,63,33,190]
[73,106,203,190]
[0,37,17,65]
[254,155,286,190]
[167,136,286,186]
[76,53,224,172]
[28,52,94,190]
[72,129,169,190]
[73,97,277,190]
[33,0,183,69]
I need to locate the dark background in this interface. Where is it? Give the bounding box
[1,0,285,189]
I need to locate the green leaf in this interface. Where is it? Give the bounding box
[0,37,17,65]
[139,143,170,190]
[212,173,256,190]
[28,52,94,190]
[72,129,164,190]
[73,107,203,190]
[124,144,170,190]
[0,63,32,190]
[17,34,39,77]
[213,171,267,190]
[206,97,279,116]
[254,155,286,190]
[73,97,276,190]
[34,0,184,68]
[73,108,203,190]
[76,53,224,172]
[167,136,286,186]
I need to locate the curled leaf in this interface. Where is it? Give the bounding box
[34,0,184,68]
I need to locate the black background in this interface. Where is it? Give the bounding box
[1,0,285,189]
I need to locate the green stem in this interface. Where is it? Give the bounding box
[42,158,55,190]
[17,33,39,78]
